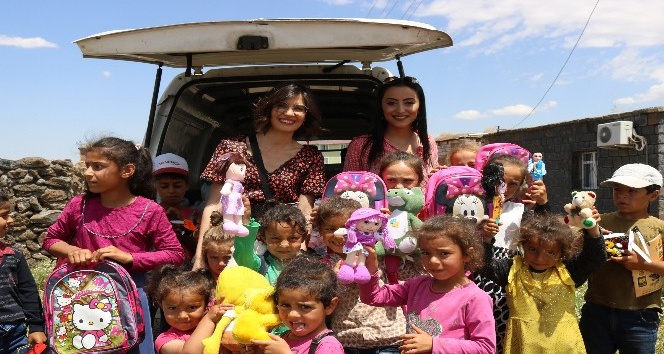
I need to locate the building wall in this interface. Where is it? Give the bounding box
[481,107,664,218]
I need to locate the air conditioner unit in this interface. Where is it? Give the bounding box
[597,121,633,147]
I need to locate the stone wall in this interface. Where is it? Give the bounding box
[0,158,85,264]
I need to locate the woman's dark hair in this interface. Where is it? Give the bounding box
[365,78,431,169]
[275,255,338,307]
[518,214,580,262]
[413,215,484,271]
[147,264,214,305]
[378,150,424,186]
[86,137,155,199]
[257,200,307,242]
[0,191,9,204]
[313,196,361,231]
[253,84,324,141]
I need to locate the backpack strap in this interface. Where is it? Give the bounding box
[308,331,337,354]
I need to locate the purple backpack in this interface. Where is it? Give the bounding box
[422,166,488,222]
[322,171,388,210]
[43,260,145,354]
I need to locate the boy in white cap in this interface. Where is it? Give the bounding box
[153,153,198,258]
[579,163,664,354]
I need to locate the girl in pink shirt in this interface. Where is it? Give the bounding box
[43,137,185,354]
[252,256,344,354]
[358,215,496,354]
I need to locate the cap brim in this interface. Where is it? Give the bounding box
[600,176,650,188]
[154,167,189,176]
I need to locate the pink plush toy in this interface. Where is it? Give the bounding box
[337,208,396,284]
[216,152,249,236]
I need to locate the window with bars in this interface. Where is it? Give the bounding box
[581,152,597,189]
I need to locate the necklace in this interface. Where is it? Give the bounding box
[81,197,151,239]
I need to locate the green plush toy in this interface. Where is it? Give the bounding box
[377,187,424,283]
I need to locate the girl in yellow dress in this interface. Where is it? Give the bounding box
[478,213,605,353]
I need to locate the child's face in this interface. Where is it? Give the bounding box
[0,202,13,238]
[522,238,561,271]
[503,163,525,200]
[161,290,207,332]
[206,243,233,279]
[611,183,659,219]
[419,236,469,284]
[84,149,132,195]
[382,161,419,189]
[320,214,349,255]
[277,288,337,338]
[450,149,476,168]
[156,176,189,208]
[264,222,304,261]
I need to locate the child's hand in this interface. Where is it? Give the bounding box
[363,245,379,275]
[93,246,133,265]
[399,324,433,353]
[379,207,391,216]
[242,195,252,224]
[28,331,47,344]
[251,333,291,354]
[480,218,500,242]
[587,207,602,238]
[522,180,548,208]
[611,250,647,271]
[67,248,95,266]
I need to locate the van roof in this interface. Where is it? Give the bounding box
[75,18,453,68]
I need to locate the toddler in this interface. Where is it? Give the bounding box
[201,211,234,281]
[445,141,481,168]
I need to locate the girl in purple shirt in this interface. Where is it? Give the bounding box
[43,137,185,354]
[358,215,496,354]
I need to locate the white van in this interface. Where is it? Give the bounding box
[76,18,452,199]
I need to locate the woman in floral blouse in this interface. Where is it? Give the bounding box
[194,84,326,268]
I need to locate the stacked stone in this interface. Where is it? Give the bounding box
[0,158,85,265]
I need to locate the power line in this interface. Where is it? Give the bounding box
[401,0,416,20]
[406,0,425,20]
[366,0,379,17]
[380,0,398,18]
[511,0,600,129]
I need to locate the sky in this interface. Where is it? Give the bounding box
[3,0,664,161]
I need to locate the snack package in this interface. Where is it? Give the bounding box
[604,233,629,257]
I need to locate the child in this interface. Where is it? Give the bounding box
[202,211,234,282]
[316,195,429,352]
[358,215,496,354]
[579,163,664,354]
[233,200,307,285]
[154,153,198,260]
[379,151,425,189]
[480,214,605,353]
[147,265,214,354]
[252,256,344,354]
[445,141,481,168]
[43,136,186,354]
[0,191,47,352]
[477,152,549,353]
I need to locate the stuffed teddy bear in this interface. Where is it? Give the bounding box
[563,191,597,229]
[377,188,424,283]
[201,266,281,354]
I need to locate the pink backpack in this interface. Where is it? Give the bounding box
[475,143,531,173]
[43,260,145,354]
[422,166,487,222]
[322,171,388,210]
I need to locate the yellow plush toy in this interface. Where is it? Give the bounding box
[201,266,281,354]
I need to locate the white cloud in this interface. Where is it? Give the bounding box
[320,0,354,5]
[531,72,544,82]
[0,34,57,49]
[490,104,532,116]
[453,110,485,120]
[102,71,112,78]
[615,82,664,105]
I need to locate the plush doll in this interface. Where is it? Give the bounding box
[378,188,424,283]
[216,152,249,236]
[201,266,281,354]
[563,191,597,229]
[337,208,396,284]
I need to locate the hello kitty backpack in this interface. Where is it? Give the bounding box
[422,166,488,222]
[43,260,145,354]
[474,143,531,173]
[322,171,388,210]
